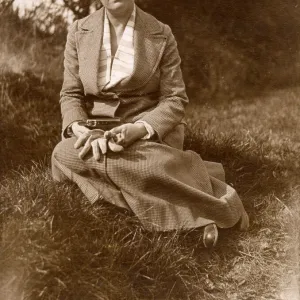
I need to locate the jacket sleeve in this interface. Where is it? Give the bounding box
[60,20,88,138]
[138,24,189,141]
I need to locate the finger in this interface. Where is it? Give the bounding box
[104,131,115,140]
[98,138,107,155]
[117,131,126,144]
[74,132,90,149]
[78,136,92,159]
[91,140,101,161]
[109,125,124,136]
[112,133,123,145]
[108,139,124,152]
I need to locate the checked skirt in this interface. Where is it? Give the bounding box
[52,137,246,231]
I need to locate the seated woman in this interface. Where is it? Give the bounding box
[52,0,249,248]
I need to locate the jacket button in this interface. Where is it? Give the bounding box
[99,195,104,200]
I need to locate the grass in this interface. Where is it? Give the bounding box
[1,5,300,300]
[1,70,299,300]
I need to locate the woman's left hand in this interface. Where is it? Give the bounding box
[105,123,147,148]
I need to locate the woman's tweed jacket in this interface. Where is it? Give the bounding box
[52,6,247,231]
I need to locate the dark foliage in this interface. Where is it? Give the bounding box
[136,0,300,99]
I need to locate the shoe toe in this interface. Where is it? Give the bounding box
[203,224,218,248]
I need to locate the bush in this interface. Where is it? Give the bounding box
[137,0,300,100]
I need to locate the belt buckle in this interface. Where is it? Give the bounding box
[86,120,97,128]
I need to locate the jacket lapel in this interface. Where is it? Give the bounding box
[75,6,167,95]
[75,8,104,96]
[111,7,168,93]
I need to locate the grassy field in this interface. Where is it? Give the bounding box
[1,8,300,300]
[1,68,299,300]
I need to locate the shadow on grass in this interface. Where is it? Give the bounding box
[184,127,288,200]
[0,169,213,300]
[0,70,61,177]
[0,95,291,298]
[183,126,293,260]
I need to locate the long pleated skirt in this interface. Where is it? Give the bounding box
[51,137,246,231]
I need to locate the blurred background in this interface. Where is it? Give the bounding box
[1,0,300,101]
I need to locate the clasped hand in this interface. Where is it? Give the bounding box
[72,122,147,160]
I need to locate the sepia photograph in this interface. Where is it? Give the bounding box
[0,0,299,299]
